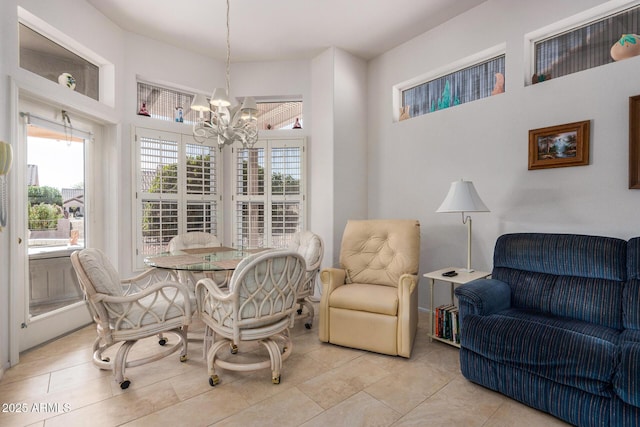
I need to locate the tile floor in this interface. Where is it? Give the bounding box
[0,308,570,427]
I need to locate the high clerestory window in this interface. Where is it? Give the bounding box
[399,53,505,120]
[19,23,100,101]
[137,81,304,130]
[531,3,640,83]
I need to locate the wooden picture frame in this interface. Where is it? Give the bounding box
[629,95,640,189]
[528,120,590,170]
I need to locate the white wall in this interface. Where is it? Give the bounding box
[333,49,368,263]
[311,48,368,267]
[367,0,640,309]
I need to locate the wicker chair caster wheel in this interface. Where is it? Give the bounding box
[159,338,168,346]
[120,379,131,390]
[304,323,312,329]
[272,375,281,384]
[230,344,238,354]
[209,375,220,387]
[180,354,188,362]
[297,308,303,315]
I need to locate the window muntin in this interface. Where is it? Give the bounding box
[533,4,640,82]
[401,55,505,119]
[19,23,99,101]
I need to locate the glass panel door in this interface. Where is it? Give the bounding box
[27,123,86,316]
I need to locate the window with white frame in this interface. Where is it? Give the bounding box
[232,139,305,249]
[256,101,303,130]
[400,54,505,120]
[19,23,100,101]
[134,127,221,268]
[531,3,640,83]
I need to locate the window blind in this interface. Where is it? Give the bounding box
[402,55,505,119]
[534,5,640,80]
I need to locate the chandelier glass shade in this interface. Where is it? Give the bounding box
[191,0,258,149]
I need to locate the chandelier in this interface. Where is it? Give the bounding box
[190,0,258,149]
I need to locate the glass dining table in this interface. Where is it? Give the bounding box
[144,246,272,286]
[145,246,266,271]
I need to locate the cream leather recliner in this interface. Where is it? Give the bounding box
[319,219,420,358]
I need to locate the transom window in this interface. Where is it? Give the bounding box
[532,4,640,83]
[19,23,100,101]
[400,54,505,120]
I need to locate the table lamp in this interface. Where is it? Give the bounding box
[436,179,489,272]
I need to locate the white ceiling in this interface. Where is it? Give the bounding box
[86,0,487,62]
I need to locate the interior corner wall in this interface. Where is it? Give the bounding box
[366,0,640,310]
[311,48,368,267]
[311,48,336,267]
[333,48,368,240]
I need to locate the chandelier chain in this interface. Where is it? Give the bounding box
[190,0,258,149]
[225,0,231,96]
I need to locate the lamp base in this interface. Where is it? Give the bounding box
[458,268,475,273]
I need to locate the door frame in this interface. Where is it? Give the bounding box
[8,78,120,365]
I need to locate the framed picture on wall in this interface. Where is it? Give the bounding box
[528,120,590,170]
[629,95,640,189]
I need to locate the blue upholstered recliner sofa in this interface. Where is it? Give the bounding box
[454,233,640,427]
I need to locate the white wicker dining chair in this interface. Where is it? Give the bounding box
[168,232,228,288]
[288,231,324,329]
[196,250,306,386]
[71,248,193,389]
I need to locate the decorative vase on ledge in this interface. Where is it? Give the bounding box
[611,34,640,61]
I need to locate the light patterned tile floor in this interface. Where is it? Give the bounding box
[0,309,570,427]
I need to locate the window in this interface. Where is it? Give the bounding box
[134,128,221,268]
[400,54,505,120]
[19,23,100,101]
[137,81,198,123]
[24,114,91,254]
[232,139,306,249]
[137,82,305,132]
[532,4,640,83]
[257,101,303,130]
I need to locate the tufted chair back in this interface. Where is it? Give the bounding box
[340,219,420,288]
[168,232,220,252]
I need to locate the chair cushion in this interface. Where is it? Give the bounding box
[169,232,220,251]
[288,231,323,270]
[77,248,122,296]
[329,283,398,316]
[110,288,194,329]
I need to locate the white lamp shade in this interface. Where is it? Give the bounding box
[210,87,231,107]
[240,96,258,113]
[190,94,211,112]
[436,180,489,213]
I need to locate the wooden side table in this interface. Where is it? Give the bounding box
[423,268,490,348]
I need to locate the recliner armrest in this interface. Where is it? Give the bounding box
[318,268,347,342]
[455,278,511,317]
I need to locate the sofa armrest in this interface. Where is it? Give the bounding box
[454,278,511,318]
